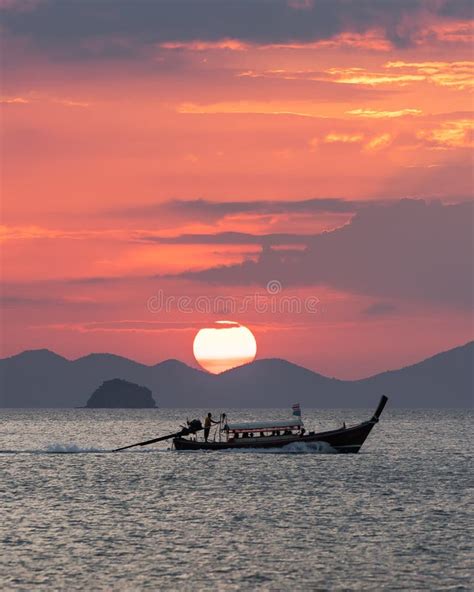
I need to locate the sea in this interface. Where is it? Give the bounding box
[0,408,472,591]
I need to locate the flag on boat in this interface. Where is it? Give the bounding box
[292,403,301,417]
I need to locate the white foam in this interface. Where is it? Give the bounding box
[44,443,105,453]
[43,444,169,454]
[0,446,105,454]
[1,441,336,455]
[217,441,337,454]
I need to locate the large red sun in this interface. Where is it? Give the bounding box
[193,321,257,374]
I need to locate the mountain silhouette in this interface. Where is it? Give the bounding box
[0,342,472,408]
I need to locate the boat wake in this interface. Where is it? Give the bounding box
[46,444,107,454]
[0,444,107,454]
[0,443,172,454]
[218,441,337,454]
[1,441,336,455]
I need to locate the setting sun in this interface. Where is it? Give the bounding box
[193,321,257,374]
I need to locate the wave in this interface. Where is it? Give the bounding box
[0,444,107,454]
[214,441,337,454]
[1,441,336,455]
[0,443,174,454]
[45,444,107,454]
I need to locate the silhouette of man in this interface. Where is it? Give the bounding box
[204,412,219,442]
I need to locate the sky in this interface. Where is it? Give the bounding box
[1,0,473,378]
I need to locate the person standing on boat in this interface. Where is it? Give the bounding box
[204,412,219,442]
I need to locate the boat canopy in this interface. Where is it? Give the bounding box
[227,418,303,432]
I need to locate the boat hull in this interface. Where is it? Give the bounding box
[173,420,377,453]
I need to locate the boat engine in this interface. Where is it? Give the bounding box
[186,419,203,433]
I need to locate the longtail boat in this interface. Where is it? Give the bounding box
[114,396,388,454]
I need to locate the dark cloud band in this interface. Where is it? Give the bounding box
[174,199,474,310]
[115,197,365,223]
[2,0,472,59]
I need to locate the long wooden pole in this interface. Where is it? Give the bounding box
[113,426,203,452]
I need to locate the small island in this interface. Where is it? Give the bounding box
[86,378,157,408]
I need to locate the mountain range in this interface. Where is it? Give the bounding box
[0,342,472,408]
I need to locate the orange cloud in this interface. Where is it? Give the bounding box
[177,101,325,118]
[160,29,392,53]
[0,225,69,241]
[0,96,30,104]
[36,320,198,335]
[238,66,425,86]
[264,30,392,51]
[416,21,474,45]
[322,132,393,151]
[1,94,90,107]
[347,108,422,118]
[324,133,364,144]
[386,61,474,90]
[327,67,425,86]
[364,133,392,151]
[159,38,249,51]
[241,61,473,91]
[0,225,123,242]
[417,119,474,149]
[236,68,320,82]
[158,23,472,54]
[53,98,90,108]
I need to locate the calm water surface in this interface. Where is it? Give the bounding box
[0,408,472,590]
